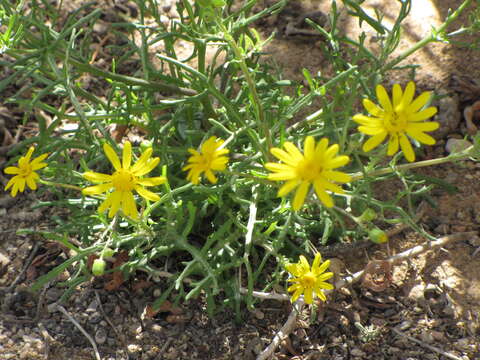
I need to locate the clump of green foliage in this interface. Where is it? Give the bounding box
[1,0,479,315]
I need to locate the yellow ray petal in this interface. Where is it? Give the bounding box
[406,129,436,145]
[399,81,415,110]
[82,183,113,196]
[387,133,399,155]
[103,143,121,171]
[362,98,383,117]
[131,148,153,173]
[322,170,351,183]
[407,121,439,132]
[376,84,392,112]
[135,185,160,201]
[122,141,132,170]
[313,181,334,208]
[292,181,310,211]
[363,131,387,152]
[399,133,415,162]
[270,148,298,167]
[406,91,431,113]
[4,166,20,175]
[408,107,438,122]
[277,179,299,197]
[83,171,112,183]
[133,157,160,177]
[392,83,403,108]
[283,142,304,163]
[136,176,166,187]
[304,136,315,160]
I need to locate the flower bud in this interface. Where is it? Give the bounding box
[101,247,115,258]
[92,258,106,276]
[358,208,377,223]
[368,227,388,244]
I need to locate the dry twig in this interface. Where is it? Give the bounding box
[255,231,477,359]
[256,299,305,360]
[392,327,463,360]
[56,305,102,360]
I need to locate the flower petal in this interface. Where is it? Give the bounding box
[322,170,351,183]
[408,107,438,122]
[4,166,20,175]
[83,171,112,183]
[108,191,122,218]
[398,81,415,111]
[376,84,392,112]
[292,181,310,211]
[362,98,383,117]
[406,130,436,145]
[363,131,387,152]
[136,176,166,187]
[392,83,403,108]
[270,148,298,167]
[103,143,121,171]
[277,179,299,197]
[205,169,218,184]
[121,191,137,219]
[304,288,313,304]
[304,136,315,161]
[407,121,439,132]
[135,185,160,201]
[407,91,431,113]
[131,148,153,174]
[122,141,132,170]
[387,133,399,156]
[133,157,160,177]
[399,133,415,162]
[82,183,113,196]
[283,142,304,163]
[26,175,38,190]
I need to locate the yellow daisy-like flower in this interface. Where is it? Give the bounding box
[285,253,334,304]
[265,136,351,211]
[182,136,229,185]
[4,146,48,197]
[82,141,166,219]
[353,81,439,162]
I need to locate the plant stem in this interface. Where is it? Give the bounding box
[39,179,82,191]
[350,146,474,181]
[383,0,473,71]
[217,19,273,156]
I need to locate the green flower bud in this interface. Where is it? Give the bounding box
[92,258,106,276]
[368,227,388,244]
[101,247,115,258]
[140,140,153,152]
[358,208,377,223]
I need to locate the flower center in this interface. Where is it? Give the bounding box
[18,163,33,177]
[296,159,322,182]
[197,153,213,170]
[301,271,316,288]
[384,111,408,133]
[112,169,136,191]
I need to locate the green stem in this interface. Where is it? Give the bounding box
[350,146,474,181]
[383,0,473,71]
[217,19,273,155]
[39,179,82,191]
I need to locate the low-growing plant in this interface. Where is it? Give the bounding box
[2,0,479,317]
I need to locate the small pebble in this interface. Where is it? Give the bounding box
[95,327,107,345]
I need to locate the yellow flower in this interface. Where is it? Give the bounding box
[183,136,229,185]
[285,253,334,304]
[353,81,439,162]
[82,141,166,219]
[4,146,48,197]
[265,136,351,211]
